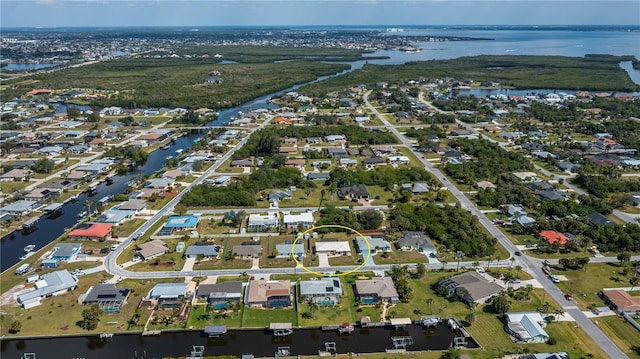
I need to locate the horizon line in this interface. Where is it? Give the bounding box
[2,24,639,29]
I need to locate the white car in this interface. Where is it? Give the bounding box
[475,267,485,274]
[550,275,560,283]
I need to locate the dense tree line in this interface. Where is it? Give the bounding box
[444,139,532,184]
[572,173,640,198]
[328,166,439,190]
[30,158,55,174]
[270,125,398,145]
[576,118,640,150]
[181,167,313,207]
[104,145,149,164]
[389,203,496,257]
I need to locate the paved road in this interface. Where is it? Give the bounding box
[366,90,629,359]
[103,117,274,277]
[188,205,390,215]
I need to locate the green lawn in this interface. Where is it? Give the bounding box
[193,258,252,270]
[0,181,29,194]
[594,316,640,358]
[373,250,428,265]
[186,304,243,329]
[297,301,354,327]
[241,307,298,328]
[555,263,637,310]
[112,219,146,238]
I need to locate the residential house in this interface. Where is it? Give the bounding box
[602,289,640,314]
[66,170,89,181]
[232,243,262,259]
[230,159,253,168]
[144,177,175,190]
[149,283,189,309]
[283,212,314,229]
[247,213,279,232]
[117,199,147,213]
[137,239,168,260]
[539,190,567,201]
[276,242,305,260]
[285,158,306,170]
[51,243,82,261]
[245,280,291,308]
[25,187,61,202]
[400,183,430,194]
[196,281,243,309]
[67,223,113,241]
[395,231,436,253]
[539,231,569,246]
[505,312,550,343]
[0,168,31,182]
[159,215,201,235]
[268,190,292,204]
[0,200,40,216]
[306,172,331,182]
[338,184,370,201]
[355,236,392,255]
[80,283,131,312]
[354,277,399,304]
[587,213,616,226]
[17,270,78,309]
[316,241,351,256]
[327,147,349,159]
[36,145,64,156]
[95,209,136,225]
[476,181,496,190]
[300,277,343,305]
[363,157,386,169]
[325,135,346,144]
[435,271,503,303]
[184,244,221,259]
[388,155,410,165]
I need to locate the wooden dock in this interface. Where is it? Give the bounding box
[142,329,161,336]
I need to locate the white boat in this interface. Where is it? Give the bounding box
[24,244,36,252]
[78,211,88,219]
[175,149,184,154]
[70,193,79,201]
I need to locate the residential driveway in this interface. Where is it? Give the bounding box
[362,251,376,266]
[251,258,260,269]
[182,257,196,271]
[318,253,329,267]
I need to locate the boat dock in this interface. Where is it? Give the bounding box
[21,217,39,231]
[269,322,293,337]
[142,330,162,336]
[204,325,227,338]
[43,203,64,216]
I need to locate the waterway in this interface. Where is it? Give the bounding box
[2,28,640,272]
[0,324,478,358]
[1,63,59,71]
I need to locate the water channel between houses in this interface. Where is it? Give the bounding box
[0,324,479,358]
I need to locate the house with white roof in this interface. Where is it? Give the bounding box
[17,270,79,309]
[149,282,189,309]
[247,213,279,232]
[282,212,314,229]
[300,277,343,305]
[316,241,351,256]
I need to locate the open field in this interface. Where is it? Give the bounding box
[4,58,351,108]
[594,315,640,358]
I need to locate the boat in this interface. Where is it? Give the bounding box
[19,252,35,261]
[78,211,88,219]
[86,184,97,194]
[70,193,79,201]
[337,322,354,334]
[175,149,184,154]
[24,244,36,252]
[105,175,114,185]
[160,144,170,150]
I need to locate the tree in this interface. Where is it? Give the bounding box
[358,209,383,230]
[554,308,565,320]
[426,298,434,315]
[492,294,511,314]
[440,348,461,359]
[308,300,319,319]
[80,304,103,331]
[31,158,55,174]
[415,262,426,278]
[617,252,631,265]
[465,313,476,325]
[192,160,206,172]
[9,320,22,334]
[630,277,639,291]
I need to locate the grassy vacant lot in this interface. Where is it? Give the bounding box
[5,58,350,108]
[111,218,146,238]
[186,304,243,329]
[595,316,640,358]
[241,306,298,328]
[300,55,640,95]
[555,262,637,310]
[373,250,428,265]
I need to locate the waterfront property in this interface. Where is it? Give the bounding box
[0,200,40,216]
[51,243,82,261]
[245,280,292,308]
[435,271,504,304]
[149,283,189,309]
[196,281,243,309]
[79,283,131,312]
[67,223,113,241]
[354,277,399,304]
[505,312,550,343]
[299,277,342,305]
[17,270,78,309]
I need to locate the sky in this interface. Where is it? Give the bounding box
[1,0,639,28]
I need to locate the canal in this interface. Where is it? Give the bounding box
[0,324,479,358]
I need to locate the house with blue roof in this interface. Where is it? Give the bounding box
[184,244,221,259]
[300,277,343,305]
[276,242,305,260]
[505,312,550,343]
[51,243,82,261]
[355,236,392,255]
[17,270,78,309]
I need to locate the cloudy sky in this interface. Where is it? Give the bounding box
[1,0,638,28]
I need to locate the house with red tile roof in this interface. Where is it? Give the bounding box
[68,223,113,241]
[539,230,568,246]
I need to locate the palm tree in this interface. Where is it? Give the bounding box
[472,261,480,269]
[554,308,565,320]
[308,300,319,319]
[630,277,639,291]
[426,298,434,315]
